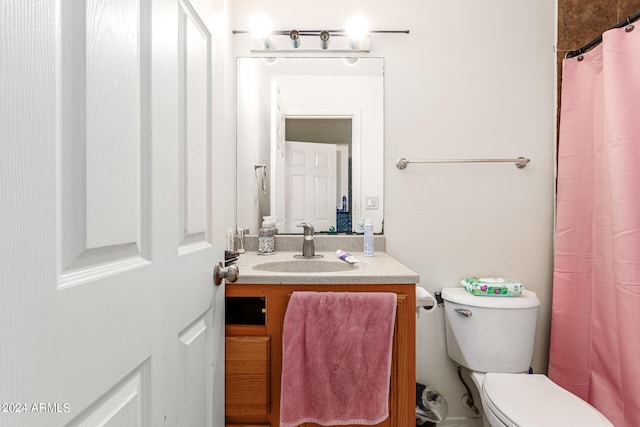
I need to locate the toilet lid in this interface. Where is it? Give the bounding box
[482,373,613,427]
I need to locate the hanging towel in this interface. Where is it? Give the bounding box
[280,291,397,427]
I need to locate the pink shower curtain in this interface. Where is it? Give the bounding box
[549,24,640,427]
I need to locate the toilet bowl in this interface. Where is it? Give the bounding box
[469,371,613,427]
[441,287,613,427]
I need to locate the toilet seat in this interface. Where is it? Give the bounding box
[481,373,613,427]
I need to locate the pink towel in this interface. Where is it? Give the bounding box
[280,291,397,427]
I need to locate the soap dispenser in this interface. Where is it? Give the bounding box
[258,217,276,255]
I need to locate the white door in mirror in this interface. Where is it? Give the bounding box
[283,141,337,233]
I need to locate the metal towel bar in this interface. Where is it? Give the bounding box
[395,157,530,170]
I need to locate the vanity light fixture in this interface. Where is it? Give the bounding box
[235,14,408,52]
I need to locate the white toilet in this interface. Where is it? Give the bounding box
[441,287,613,427]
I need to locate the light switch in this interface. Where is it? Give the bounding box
[365,196,379,210]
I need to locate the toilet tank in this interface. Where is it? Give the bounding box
[441,287,540,373]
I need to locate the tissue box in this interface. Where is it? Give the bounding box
[461,277,523,297]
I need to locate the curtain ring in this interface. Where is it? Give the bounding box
[625,24,634,33]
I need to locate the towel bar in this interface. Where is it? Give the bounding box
[286,292,402,306]
[395,157,530,170]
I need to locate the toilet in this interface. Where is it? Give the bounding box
[441,287,613,427]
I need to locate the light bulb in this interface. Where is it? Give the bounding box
[249,13,273,40]
[346,15,369,40]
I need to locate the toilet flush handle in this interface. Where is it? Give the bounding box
[454,308,472,317]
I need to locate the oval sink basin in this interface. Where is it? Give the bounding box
[252,259,358,273]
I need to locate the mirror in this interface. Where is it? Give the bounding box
[236,57,384,234]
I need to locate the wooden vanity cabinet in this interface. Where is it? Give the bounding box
[224,284,416,427]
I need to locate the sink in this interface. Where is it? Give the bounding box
[252,259,358,273]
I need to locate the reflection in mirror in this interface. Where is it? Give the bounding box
[236,57,384,234]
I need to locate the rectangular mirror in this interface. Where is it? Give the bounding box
[236,57,384,234]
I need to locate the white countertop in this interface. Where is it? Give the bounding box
[232,250,420,285]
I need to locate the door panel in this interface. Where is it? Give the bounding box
[178,314,211,427]
[84,0,143,250]
[0,0,229,426]
[284,141,337,232]
[179,0,211,246]
[59,0,151,282]
[67,365,150,427]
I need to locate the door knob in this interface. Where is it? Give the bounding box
[213,261,239,286]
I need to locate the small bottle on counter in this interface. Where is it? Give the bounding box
[226,229,235,251]
[236,228,249,254]
[363,218,374,256]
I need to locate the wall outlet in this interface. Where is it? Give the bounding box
[365,196,379,210]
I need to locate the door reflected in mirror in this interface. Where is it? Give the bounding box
[236,57,384,234]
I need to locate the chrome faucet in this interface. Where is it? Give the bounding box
[296,222,321,258]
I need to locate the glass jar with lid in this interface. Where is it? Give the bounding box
[258,217,276,255]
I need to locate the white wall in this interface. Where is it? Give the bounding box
[231,0,557,421]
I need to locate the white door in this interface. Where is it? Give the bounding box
[0,1,229,426]
[283,141,337,233]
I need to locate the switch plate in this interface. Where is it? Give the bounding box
[365,196,379,210]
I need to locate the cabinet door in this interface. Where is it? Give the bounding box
[225,285,415,427]
[226,336,271,423]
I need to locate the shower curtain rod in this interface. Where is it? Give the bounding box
[566,10,640,58]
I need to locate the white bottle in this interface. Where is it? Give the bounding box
[363,218,374,256]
